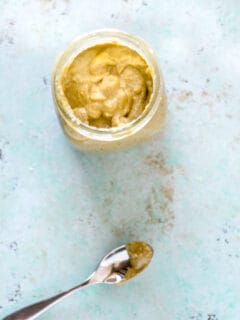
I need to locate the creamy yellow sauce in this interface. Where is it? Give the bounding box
[120,241,153,283]
[61,43,153,128]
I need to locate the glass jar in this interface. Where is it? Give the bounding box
[52,29,166,151]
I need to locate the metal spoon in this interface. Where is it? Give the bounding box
[3,241,153,320]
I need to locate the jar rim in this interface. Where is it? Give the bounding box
[52,29,164,141]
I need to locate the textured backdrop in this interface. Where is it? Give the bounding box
[0,0,240,319]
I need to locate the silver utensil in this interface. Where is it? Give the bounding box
[3,241,153,320]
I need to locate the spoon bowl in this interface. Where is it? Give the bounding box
[93,244,130,284]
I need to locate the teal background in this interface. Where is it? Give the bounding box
[0,0,240,319]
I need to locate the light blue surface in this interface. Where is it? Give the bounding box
[1,0,240,319]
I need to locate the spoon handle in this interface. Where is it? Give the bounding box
[3,279,92,320]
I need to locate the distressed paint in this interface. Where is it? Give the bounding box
[0,0,240,319]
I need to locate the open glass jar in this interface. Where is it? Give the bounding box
[52,29,166,151]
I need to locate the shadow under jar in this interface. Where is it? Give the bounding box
[52,29,166,151]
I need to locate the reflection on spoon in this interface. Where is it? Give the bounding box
[3,241,154,320]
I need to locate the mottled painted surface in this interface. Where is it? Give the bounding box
[0,0,240,319]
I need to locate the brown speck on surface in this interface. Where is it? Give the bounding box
[144,152,173,175]
[207,315,218,320]
[231,136,240,149]
[170,89,194,103]
[145,186,175,233]
[39,0,70,12]
[103,197,113,206]
[7,36,14,44]
[8,284,22,303]
[101,204,111,225]
[111,13,119,19]
[0,19,15,46]
[112,223,136,239]
[177,165,185,176]
[110,180,114,187]
[179,77,189,83]
[143,152,176,234]
[9,241,18,251]
[178,90,193,102]
[43,76,47,85]
[201,90,208,96]
[0,34,14,45]
[176,105,185,110]
[146,202,161,224]
[161,185,173,202]
[197,47,204,53]
[112,226,122,238]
